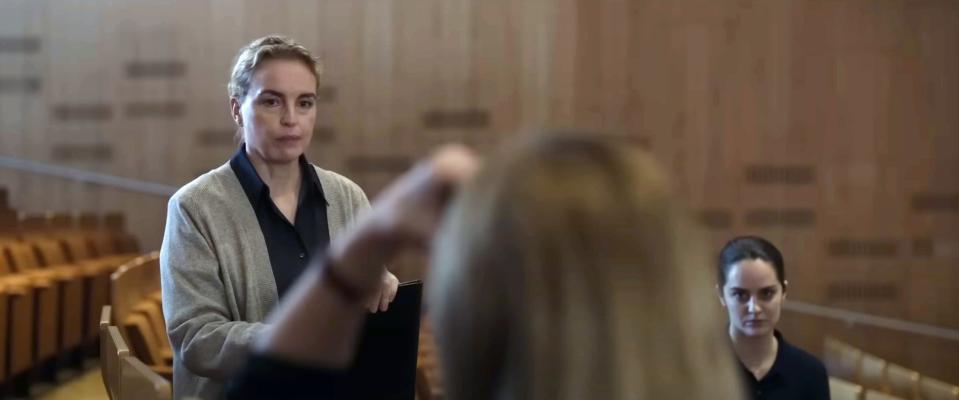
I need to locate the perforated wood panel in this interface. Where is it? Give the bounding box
[0,0,956,383]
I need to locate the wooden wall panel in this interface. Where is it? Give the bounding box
[0,0,956,382]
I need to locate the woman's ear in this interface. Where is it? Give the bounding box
[231,97,243,127]
[715,284,726,307]
[781,280,788,301]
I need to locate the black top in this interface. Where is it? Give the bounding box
[738,330,830,400]
[230,145,331,299]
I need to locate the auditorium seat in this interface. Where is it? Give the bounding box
[103,324,132,400]
[10,238,89,354]
[920,376,959,400]
[111,253,173,378]
[0,240,71,368]
[0,243,38,379]
[101,306,121,400]
[860,352,888,392]
[133,297,173,364]
[118,353,172,400]
[830,377,864,400]
[885,363,920,400]
[865,389,906,400]
[825,337,863,382]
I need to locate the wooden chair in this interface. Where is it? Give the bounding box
[0,240,65,369]
[121,310,172,379]
[100,306,119,400]
[117,354,172,400]
[865,389,906,400]
[824,337,862,382]
[111,253,172,378]
[920,376,959,400]
[111,253,161,329]
[885,363,920,400]
[8,238,88,353]
[830,376,864,400]
[859,352,887,392]
[133,296,173,363]
[104,325,131,400]
[0,242,38,379]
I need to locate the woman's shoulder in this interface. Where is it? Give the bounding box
[779,334,828,377]
[311,165,366,199]
[169,163,241,209]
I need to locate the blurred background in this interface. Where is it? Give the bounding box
[0,0,956,398]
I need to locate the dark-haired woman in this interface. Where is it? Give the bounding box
[717,236,830,400]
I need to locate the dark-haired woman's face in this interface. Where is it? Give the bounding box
[718,259,785,338]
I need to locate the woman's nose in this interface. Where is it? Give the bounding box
[746,297,761,313]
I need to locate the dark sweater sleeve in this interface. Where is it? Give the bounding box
[224,353,349,400]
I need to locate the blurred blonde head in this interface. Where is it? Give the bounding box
[428,133,743,400]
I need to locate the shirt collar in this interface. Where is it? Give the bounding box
[229,144,328,207]
[736,330,788,383]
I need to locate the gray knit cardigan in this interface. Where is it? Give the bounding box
[159,162,370,399]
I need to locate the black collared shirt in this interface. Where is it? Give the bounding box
[738,330,830,400]
[230,145,331,299]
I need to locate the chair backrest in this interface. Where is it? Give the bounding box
[59,233,94,263]
[118,354,172,400]
[859,352,888,392]
[886,363,920,400]
[122,313,163,367]
[4,240,44,272]
[100,306,114,400]
[830,377,864,400]
[134,295,171,353]
[865,389,906,400]
[89,230,119,257]
[824,337,863,382]
[105,325,131,400]
[111,252,160,329]
[29,237,70,267]
[920,376,959,400]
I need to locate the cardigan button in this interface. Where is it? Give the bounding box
[298,253,305,259]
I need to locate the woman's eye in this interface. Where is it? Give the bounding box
[299,100,314,108]
[261,98,280,107]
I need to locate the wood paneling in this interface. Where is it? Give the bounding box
[0,0,956,382]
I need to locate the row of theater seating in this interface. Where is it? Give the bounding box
[0,187,144,395]
[100,253,172,400]
[824,337,959,400]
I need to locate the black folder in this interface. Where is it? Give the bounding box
[342,280,423,399]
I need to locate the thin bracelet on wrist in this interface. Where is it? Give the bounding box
[318,251,369,305]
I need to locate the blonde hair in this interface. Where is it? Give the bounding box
[428,133,743,400]
[228,35,321,100]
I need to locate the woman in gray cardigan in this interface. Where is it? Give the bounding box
[159,36,399,399]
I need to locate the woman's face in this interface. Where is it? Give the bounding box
[718,259,785,338]
[232,59,316,164]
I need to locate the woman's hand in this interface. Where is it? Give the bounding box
[367,271,400,313]
[327,145,480,293]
